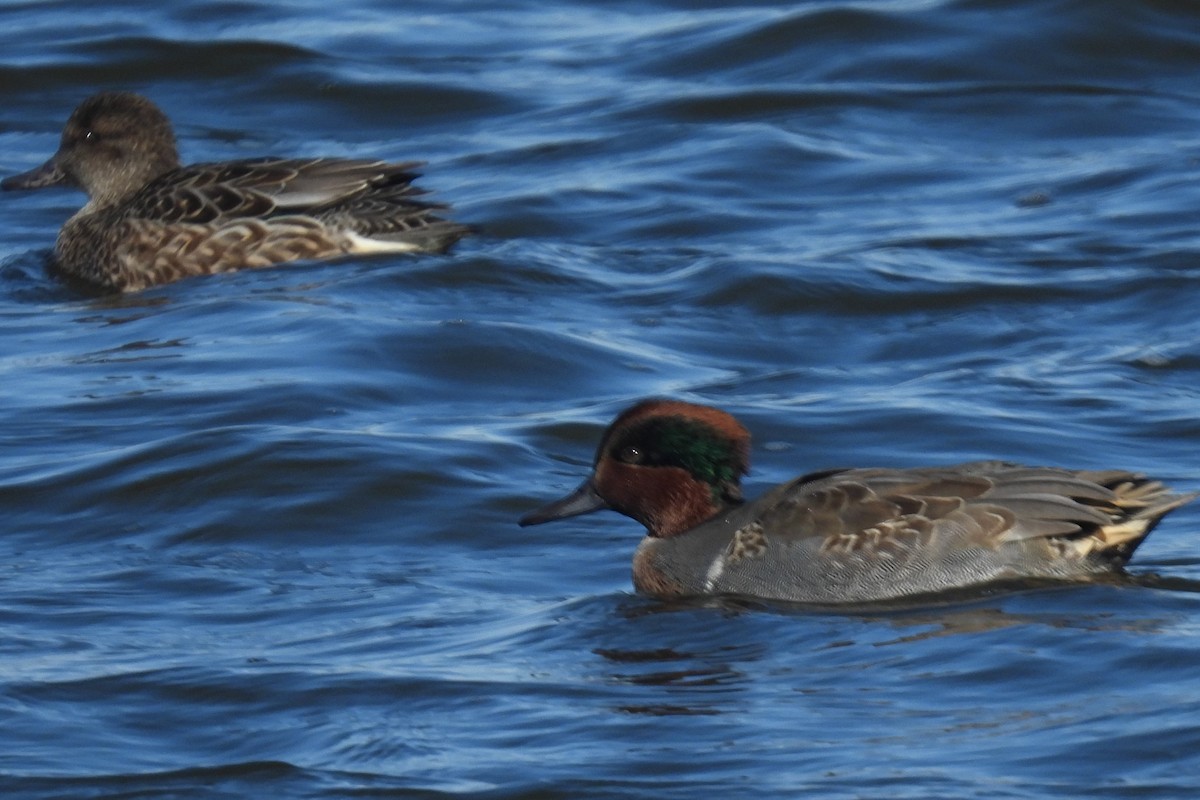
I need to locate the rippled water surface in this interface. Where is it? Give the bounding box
[2,1,1200,797]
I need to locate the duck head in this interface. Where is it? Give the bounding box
[2,92,180,207]
[520,399,751,538]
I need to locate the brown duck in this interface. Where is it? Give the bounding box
[520,399,1196,603]
[2,91,470,291]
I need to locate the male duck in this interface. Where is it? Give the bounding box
[2,91,470,291]
[520,399,1196,603]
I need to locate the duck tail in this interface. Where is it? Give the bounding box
[1079,471,1198,564]
[377,219,475,254]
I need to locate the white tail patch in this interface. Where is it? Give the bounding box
[342,231,423,255]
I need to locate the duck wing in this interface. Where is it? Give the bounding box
[754,461,1189,566]
[124,158,429,224]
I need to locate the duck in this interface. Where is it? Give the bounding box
[1,91,471,291]
[520,398,1196,604]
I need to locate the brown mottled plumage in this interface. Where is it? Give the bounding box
[2,92,470,291]
[520,399,1196,604]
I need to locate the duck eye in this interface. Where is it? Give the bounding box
[83,130,96,143]
[616,445,643,464]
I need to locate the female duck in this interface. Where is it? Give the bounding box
[2,92,470,291]
[520,399,1195,603]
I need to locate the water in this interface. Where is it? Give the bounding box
[1,0,1199,797]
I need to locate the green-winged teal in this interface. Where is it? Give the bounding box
[520,399,1196,603]
[2,91,470,291]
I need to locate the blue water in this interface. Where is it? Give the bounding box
[2,1,1200,797]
